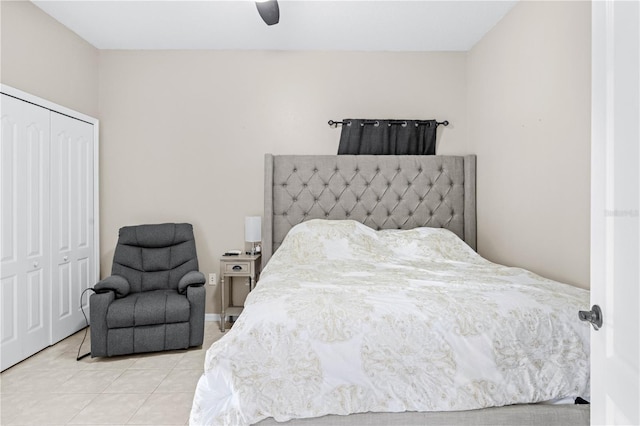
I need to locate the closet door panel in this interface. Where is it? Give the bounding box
[26,269,45,332]
[56,263,71,318]
[52,120,72,328]
[50,112,94,343]
[0,275,19,368]
[0,94,50,371]
[75,132,93,317]
[1,98,19,274]
[1,97,22,370]
[24,119,48,346]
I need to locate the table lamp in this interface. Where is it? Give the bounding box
[245,216,262,255]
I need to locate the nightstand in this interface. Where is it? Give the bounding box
[219,254,261,332]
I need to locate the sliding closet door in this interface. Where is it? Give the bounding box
[50,112,95,344]
[1,94,51,371]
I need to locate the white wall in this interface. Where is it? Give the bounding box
[98,50,467,313]
[0,1,99,117]
[467,0,591,289]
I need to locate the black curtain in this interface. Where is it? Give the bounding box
[337,119,437,155]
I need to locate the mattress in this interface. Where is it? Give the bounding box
[190,219,590,425]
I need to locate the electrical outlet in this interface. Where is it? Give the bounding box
[209,273,217,285]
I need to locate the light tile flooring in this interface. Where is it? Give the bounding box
[0,321,224,425]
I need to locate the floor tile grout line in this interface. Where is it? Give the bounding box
[64,392,102,425]
[57,367,127,394]
[122,392,154,426]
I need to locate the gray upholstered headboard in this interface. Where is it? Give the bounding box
[263,154,476,267]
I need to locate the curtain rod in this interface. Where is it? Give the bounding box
[328,119,449,128]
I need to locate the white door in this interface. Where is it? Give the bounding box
[1,94,51,371]
[50,112,95,344]
[591,1,640,424]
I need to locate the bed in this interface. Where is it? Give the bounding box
[190,155,590,426]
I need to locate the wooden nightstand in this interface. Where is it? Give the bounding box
[219,254,261,332]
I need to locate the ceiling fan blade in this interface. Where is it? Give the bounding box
[255,0,279,26]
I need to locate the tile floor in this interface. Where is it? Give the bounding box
[0,321,224,425]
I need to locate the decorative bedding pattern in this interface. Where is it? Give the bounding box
[190,220,590,425]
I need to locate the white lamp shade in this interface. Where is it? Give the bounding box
[245,216,262,243]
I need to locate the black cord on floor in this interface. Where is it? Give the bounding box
[76,287,95,361]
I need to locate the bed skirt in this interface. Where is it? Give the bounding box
[255,404,589,426]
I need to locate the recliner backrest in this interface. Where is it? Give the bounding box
[111,223,199,293]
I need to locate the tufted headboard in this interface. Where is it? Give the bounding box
[263,154,476,267]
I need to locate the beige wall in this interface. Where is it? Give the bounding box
[0,1,99,117]
[467,1,591,288]
[2,0,591,315]
[99,50,467,313]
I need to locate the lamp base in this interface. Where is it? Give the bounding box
[246,243,260,256]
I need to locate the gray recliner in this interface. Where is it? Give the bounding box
[90,223,206,357]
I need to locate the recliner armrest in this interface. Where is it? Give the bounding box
[178,271,206,294]
[94,275,130,298]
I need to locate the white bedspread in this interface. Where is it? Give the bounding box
[190,220,590,425]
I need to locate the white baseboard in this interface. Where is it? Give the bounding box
[205,313,221,322]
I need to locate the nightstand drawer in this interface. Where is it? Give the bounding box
[223,261,251,274]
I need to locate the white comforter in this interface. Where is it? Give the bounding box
[190,220,590,425]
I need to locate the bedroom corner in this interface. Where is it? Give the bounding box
[467,0,591,290]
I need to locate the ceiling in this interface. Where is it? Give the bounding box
[31,0,517,51]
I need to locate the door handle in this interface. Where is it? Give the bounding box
[232,265,242,271]
[579,304,603,331]
[63,256,68,262]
